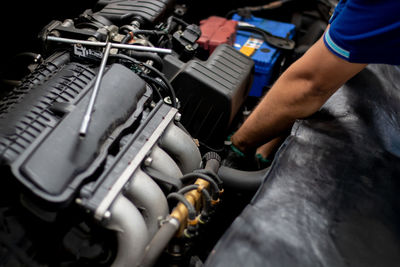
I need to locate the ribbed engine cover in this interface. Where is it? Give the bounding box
[0,52,148,205]
[96,0,175,25]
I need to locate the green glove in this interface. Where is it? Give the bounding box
[224,133,257,170]
[255,153,272,169]
[227,133,245,157]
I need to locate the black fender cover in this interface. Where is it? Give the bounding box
[205,64,400,267]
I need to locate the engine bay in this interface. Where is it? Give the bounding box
[0,1,335,266]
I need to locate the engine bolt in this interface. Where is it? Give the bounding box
[144,157,153,166]
[61,19,74,27]
[174,113,182,122]
[185,44,194,51]
[104,211,111,219]
[131,20,141,29]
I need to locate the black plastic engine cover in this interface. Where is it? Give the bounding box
[6,62,146,205]
[95,0,175,25]
[0,52,79,165]
[168,44,254,146]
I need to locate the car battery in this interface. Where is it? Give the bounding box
[197,16,238,54]
[232,14,296,97]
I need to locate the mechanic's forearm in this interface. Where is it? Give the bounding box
[232,65,334,153]
[231,37,366,154]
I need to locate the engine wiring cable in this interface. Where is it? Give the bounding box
[174,121,191,135]
[108,53,178,108]
[121,33,132,44]
[198,140,225,154]
[179,172,220,201]
[13,52,42,63]
[140,73,169,96]
[121,16,189,48]
[149,15,191,48]
[236,24,295,50]
[140,74,166,102]
[167,192,196,221]
[165,16,190,31]
[177,184,212,219]
[121,30,168,44]
[1,79,22,87]
[132,29,168,36]
[225,0,296,18]
[193,169,223,189]
[125,50,164,70]
[115,31,165,69]
[1,52,43,86]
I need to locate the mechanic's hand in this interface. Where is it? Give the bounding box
[222,134,259,171]
[255,153,272,170]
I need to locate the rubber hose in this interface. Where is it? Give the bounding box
[126,50,163,70]
[217,165,269,192]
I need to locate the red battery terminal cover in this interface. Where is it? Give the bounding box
[197,16,238,54]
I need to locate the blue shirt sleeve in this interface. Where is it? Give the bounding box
[324,0,400,65]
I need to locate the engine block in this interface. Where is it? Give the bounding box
[0,0,255,266]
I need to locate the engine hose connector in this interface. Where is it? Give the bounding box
[194,169,224,199]
[187,217,199,227]
[193,169,223,189]
[184,218,199,239]
[184,227,198,239]
[180,172,220,201]
[169,152,221,236]
[211,198,220,206]
[177,184,212,223]
[167,193,196,221]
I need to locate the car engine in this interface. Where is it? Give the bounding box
[0,0,334,266]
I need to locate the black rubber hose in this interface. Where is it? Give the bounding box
[167,16,189,28]
[194,169,223,188]
[125,50,163,70]
[14,52,41,63]
[237,25,295,50]
[180,173,220,200]
[140,73,169,95]
[139,61,177,108]
[178,184,212,216]
[177,184,199,195]
[225,0,294,18]
[217,165,269,192]
[121,33,132,44]
[131,30,167,36]
[167,192,196,220]
[141,75,163,101]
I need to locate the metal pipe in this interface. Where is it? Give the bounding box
[105,195,149,267]
[139,153,222,266]
[46,36,172,54]
[95,108,177,221]
[148,145,183,179]
[79,42,112,137]
[159,123,202,174]
[124,169,169,238]
[138,217,180,267]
